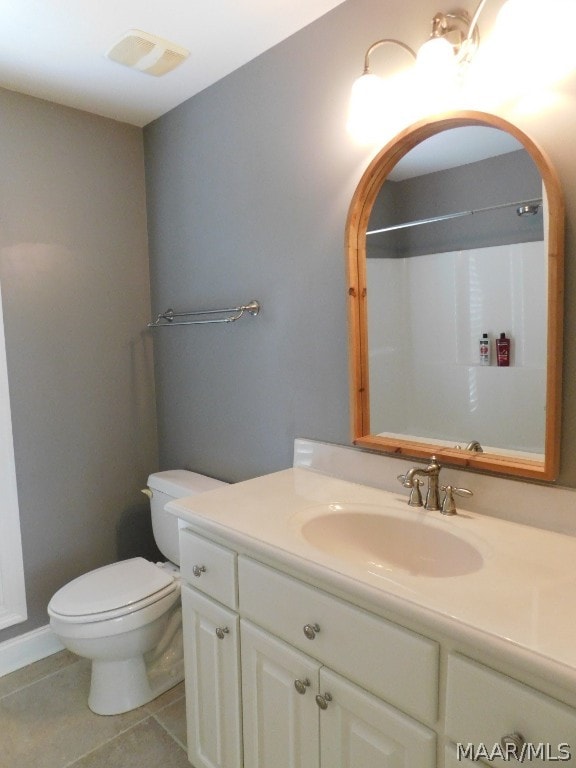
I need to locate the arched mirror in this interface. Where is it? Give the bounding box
[346,111,564,481]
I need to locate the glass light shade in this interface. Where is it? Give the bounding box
[416,36,457,82]
[495,0,576,85]
[496,0,541,38]
[347,73,387,145]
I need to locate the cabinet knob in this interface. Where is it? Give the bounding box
[294,678,311,695]
[192,565,206,577]
[315,692,332,710]
[215,627,229,640]
[303,623,321,640]
[500,732,526,758]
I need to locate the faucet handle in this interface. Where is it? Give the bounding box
[397,474,424,507]
[408,478,424,507]
[441,485,473,515]
[397,473,412,489]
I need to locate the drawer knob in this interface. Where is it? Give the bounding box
[294,678,311,695]
[215,626,230,639]
[500,732,526,758]
[315,692,332,710]
[192,565,206,577]
[303,623,321,640]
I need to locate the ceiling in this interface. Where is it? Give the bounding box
[389,127,524,181]
[0,0,346,127]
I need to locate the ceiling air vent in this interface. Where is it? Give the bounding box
[106,30,190,77]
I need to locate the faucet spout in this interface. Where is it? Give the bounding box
[400,456,442,511]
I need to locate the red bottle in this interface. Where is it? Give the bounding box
[496,333,510,367]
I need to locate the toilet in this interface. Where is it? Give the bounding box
[48,469,226,715]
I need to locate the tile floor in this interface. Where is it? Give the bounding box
[0,650,189,768]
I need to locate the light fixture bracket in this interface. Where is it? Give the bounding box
[428,9,480,64]
[363,39,417,75]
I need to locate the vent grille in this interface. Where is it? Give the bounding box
[106,30,189,76]
[145,48,188,77]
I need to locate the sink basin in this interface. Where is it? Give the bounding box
[300,507,483,578]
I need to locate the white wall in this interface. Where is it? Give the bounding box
[367,241,546,454]
[0,280,26,631]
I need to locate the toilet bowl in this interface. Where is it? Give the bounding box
[48,470,227,715]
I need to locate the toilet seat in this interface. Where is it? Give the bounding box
[48,557,178,624]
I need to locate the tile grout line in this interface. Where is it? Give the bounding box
[60,714,156,768]
[58,690,187,766]
[151,712,187,752]
[0,656,83,701]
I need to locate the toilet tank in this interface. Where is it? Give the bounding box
[146,470,228,565]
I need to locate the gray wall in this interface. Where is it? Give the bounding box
[144,0,576,487]
[144,3,359,481]
[0,88,158,641]
[368,150,543,258]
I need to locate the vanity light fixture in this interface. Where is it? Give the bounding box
[347,0,487,142]
[347,0,575,144]
[416,8,480,79]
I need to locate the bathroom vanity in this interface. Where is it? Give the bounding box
[169,442,576,768]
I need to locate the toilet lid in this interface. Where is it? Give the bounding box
[49,557,175,618]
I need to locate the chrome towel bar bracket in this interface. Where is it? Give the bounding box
[148,299,260,327]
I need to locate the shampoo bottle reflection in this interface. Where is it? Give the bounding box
[479,333,490,365]
[496,333,510,367]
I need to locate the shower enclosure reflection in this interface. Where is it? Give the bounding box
[366,132,546,457]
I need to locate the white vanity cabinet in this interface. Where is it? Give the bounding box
[445,654,576,767]
[238,556,439,725]
[240,619,436,768]
[240,620,320,768]
[180,526,437,768]
[179,523,576,768]
[180,529,243,768]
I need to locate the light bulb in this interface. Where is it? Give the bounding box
[495,0,576,86]
[416,36,457,81]
[496,0,541,38]
[346,73,387,145]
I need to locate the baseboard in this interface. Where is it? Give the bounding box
[0,625,64,677]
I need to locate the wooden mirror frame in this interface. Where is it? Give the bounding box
[346,111,564,481]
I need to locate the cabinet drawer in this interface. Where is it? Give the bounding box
[446,654,576,766]
[238,556,439,724]
[180,528,237,608]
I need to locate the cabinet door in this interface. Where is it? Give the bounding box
[181,585,242,768]
[241,620,320,768]
[446,653,576,767]
[318,668,436,768]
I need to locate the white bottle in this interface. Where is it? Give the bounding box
[479,333,491,365]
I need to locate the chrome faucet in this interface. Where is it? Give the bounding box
[454,440,483,453]
[399,456,442,511]
[398,456,474,514]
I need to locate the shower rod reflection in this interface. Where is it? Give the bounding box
[148,300,261,327]
[367,198,542,236]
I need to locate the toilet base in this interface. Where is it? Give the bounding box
[89,656,150,715]
[86,606,185,715]
[89,655,184,715]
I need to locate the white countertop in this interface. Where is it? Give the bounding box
[167,466,576,689]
